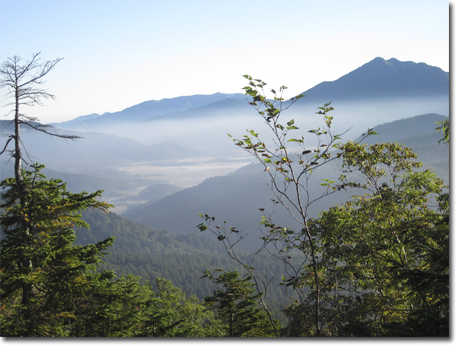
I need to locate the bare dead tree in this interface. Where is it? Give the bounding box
[0,52,81,191]
[0,52,81,307]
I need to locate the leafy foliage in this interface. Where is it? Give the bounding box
[435,118,450,145]
[199,76,449,337]
[290,143,449,336]
[138,278,222,337]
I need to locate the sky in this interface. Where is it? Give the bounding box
[0,0,452,124]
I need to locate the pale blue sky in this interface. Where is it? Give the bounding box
[0,0,451,123]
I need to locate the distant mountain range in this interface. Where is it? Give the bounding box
[0,120,201,167]
[1,57,450,206]
[53,92,245,131]
[51,57,449,137]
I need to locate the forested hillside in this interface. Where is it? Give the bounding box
[75,207,295,324]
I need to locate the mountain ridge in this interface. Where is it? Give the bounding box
[54,92,245,131]
[52,57,449,135]
[298,57,449,103]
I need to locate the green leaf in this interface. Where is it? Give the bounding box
[197,224,208,231]
[246,90,258,97]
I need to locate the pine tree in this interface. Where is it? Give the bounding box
[0,164,114,336]
[203,270,279,337]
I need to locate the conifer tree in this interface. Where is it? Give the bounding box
[0,164,113,336]
[203,270,279,337]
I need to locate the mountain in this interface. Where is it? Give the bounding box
[137,98,254,147]
[356,113,447,143]
[365,112,450,183]
[122,172,279,235]
[140,98,249,123]
[0,164,139,197]
[120,112,449,252]
[52,57,449,131]
[121,183,183,203]
[0,120,203,168]
[120,159,363,253]
[53,92,244,131]
[298,57,449,103]
[0,121,206,198]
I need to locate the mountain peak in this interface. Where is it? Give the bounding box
[300,57,449,102]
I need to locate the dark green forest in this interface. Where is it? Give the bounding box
[0,55,449,337]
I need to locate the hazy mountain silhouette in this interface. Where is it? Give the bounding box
[356,113,447,143]
[0,120,202,169]
[298,57,449,103]
[52,57,449,138]
[140,98,249,124]
[53,92,244,131]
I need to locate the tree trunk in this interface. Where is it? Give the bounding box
[14,87,32,309]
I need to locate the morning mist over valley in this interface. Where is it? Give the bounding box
[2,57,449,211]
